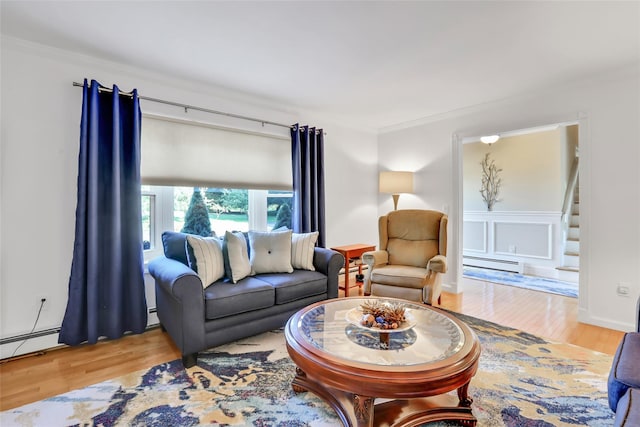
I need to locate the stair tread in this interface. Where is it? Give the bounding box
[564,251,580,256]
[556,266,580,272]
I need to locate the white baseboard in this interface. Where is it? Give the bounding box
[442,282,460,294]
[578,307,634,333]
[0,333,63,359]
[1,310,162,360]
[522,265,561,280]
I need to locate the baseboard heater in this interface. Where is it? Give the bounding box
[0,307,159,347]
[463,256,524,274]
[0,327,61,346]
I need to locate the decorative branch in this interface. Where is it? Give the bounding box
[479,153,502,211]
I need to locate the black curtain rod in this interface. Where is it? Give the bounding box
[72,81,296,130]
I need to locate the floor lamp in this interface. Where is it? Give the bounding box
[379,171,414,210]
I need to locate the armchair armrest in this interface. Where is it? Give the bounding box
[427,254,447,274]
[362,250,388,295]
[362,250,388,269]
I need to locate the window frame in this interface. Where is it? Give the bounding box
[141,190,156,251]
[143,186,175,263]
[142,186,292,263]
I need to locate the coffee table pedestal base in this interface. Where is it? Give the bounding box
[292,369,477,427]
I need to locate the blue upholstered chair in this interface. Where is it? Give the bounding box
[607,296,640,426]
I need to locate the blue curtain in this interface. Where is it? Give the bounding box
[291,124,326,247]
[59,79,147,346]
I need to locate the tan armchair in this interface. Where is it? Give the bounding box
[363,209,448,305]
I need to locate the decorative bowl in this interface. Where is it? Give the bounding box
[345,306,417,333]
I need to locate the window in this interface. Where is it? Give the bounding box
[141,190,155,251]
[143,185,293,262]
[140,115,293,262]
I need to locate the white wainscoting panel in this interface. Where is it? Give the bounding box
[462,220,487,253]
[463,211,563,279]
[494,222,552,259]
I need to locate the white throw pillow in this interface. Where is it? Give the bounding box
[223,231,252,283]
[185,235,225,288]
[249,230,294,274]
[291,231,319,270]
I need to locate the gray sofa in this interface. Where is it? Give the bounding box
[148,231,344,368]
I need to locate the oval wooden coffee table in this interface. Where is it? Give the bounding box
[285,297,481,427]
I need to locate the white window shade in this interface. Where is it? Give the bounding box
[141,115,292,190]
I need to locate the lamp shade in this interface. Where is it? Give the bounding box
[379,171,414,194]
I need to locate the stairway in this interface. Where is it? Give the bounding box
[557,180,580,283]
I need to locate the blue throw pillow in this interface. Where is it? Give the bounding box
[161,231,196,268]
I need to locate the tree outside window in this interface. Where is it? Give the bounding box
[181,188,213,237]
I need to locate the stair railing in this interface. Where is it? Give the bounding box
[561,156,579,242]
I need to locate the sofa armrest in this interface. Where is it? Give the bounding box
[313,247,344,299]
[148,256,206,356]
[427,254,447,274]
[148,256,204,301]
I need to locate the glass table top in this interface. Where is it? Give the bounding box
[295,297,465,367]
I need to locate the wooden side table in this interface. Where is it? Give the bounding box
[330,243,376,297]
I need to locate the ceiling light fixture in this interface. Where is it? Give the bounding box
[480,135,500,145]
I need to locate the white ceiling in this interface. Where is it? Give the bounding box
[2,1,639,131]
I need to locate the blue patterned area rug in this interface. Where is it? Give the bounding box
[463,266,579,298]
[2,313,614,426]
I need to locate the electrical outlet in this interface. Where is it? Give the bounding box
[508,245,517,254]
[616,283,631,297]
[37,296,49,310]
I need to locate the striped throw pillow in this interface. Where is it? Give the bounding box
[186,235,225,288]
[291,231,319,271]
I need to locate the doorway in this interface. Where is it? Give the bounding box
[459,123,580,297]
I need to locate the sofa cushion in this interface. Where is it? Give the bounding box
[162,231,195,266]
[255,270,327,304]
[291,231,319,271]
[608,333,640,411]
[204,277,275,320]
[249,230,294,274]
[222,231,252,283]
[186,235,225,287]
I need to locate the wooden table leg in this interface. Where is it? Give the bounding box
[457,381,474,407]
[353,394,375,427]
[343,256,350,297]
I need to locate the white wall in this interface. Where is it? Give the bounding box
[2,35,637,359]
[379,66,640,332]
[0,37,379,357]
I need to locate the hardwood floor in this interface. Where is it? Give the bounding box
[0,327,181,411]
[341,275,625,355]
[0,275,625,411]
[442,276,625,354]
